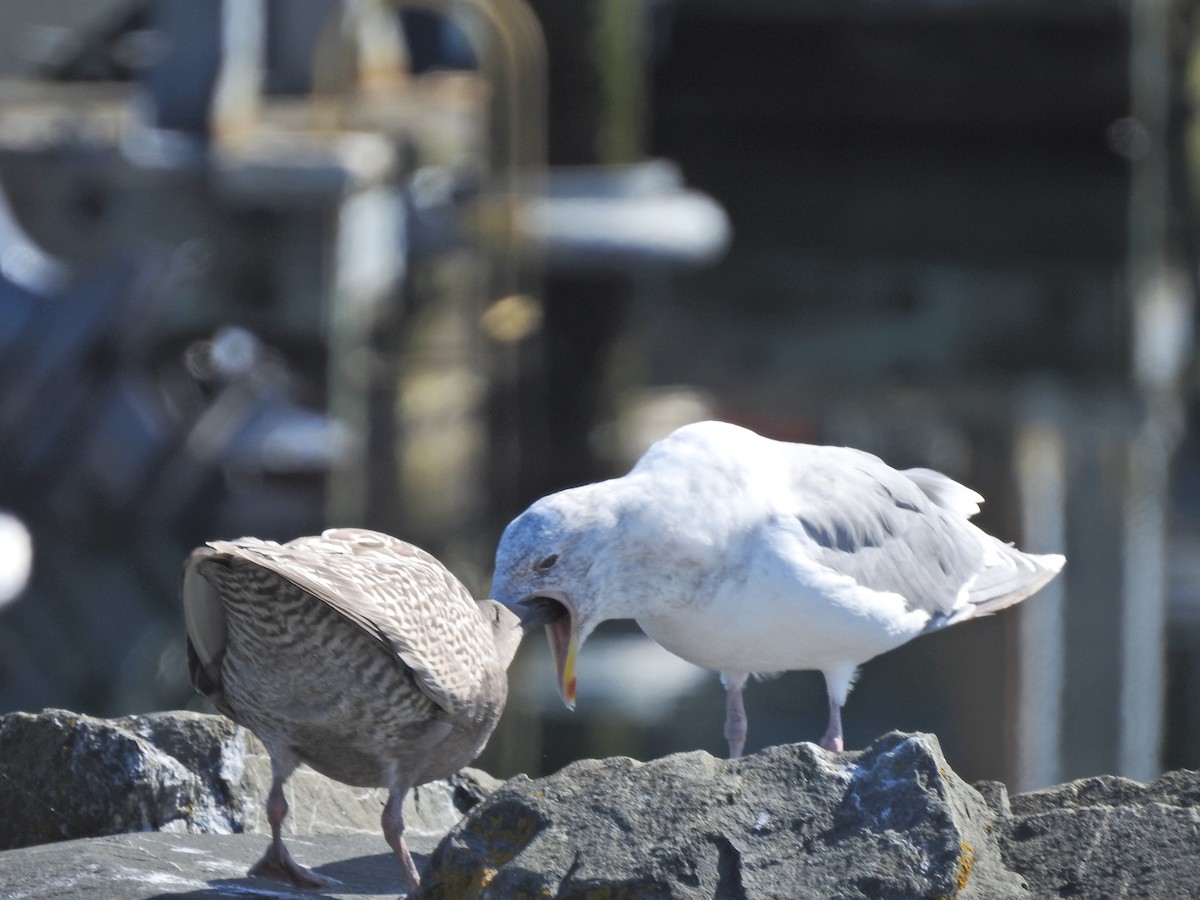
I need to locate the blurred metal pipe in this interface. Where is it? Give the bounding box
[391,0,547,301]
[1014,389,1068,791]
[1119,0,1190,782]
[211,0,266,142]
[386,0,547,545]
[521,161,731,272]
[199,0,547,530]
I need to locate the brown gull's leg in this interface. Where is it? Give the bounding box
[382,788,421,891]
[721,671,749,758]
[249,760,336,888]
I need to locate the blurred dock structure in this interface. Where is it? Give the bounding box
[0,0,1197,792]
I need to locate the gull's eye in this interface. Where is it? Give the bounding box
[533,553,559,572]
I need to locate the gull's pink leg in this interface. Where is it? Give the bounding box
[722,672,749,758]
[819,693,844,752]
[248,773,336,888]
[382,789,421,890]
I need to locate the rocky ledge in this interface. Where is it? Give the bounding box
[1,709,1198,898]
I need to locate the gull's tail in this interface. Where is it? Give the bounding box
[928,540,1065,632]
[905,465,1064,632]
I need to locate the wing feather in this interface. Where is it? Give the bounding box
[204,528,495,716]
[181,546,229,705]
[785,445,1062,625]
[783,446,985,619]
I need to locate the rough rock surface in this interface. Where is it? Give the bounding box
[0,708,498,851]
[987,771,1200,898]
[416,731,1026,899]
[4,711,1200,899]
[0,831,428,899]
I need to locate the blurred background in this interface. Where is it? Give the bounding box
[0,0,1196,793]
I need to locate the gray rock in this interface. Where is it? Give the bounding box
[994,771,1200,899]
[0,831,430,899]
[415,731,1028,900]
[6,710,1200,899]
[0,708,498,851]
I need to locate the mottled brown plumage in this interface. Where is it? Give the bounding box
[182,528,523,892]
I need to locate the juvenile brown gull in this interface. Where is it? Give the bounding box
[494,420,1064,757]
[183,528,523,891]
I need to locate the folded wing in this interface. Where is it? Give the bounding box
[785,446,1063,628]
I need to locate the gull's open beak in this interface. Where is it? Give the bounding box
[513,593,578,710]
[549,611,577,710]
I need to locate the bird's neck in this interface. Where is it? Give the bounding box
[587,479,726,620]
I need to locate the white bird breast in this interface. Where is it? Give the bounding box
[633,526,930,675]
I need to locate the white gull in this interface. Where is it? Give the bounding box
[492,420,1064,756]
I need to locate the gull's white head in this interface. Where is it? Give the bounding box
[489,485,624,710]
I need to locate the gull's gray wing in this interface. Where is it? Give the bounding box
[784,446,1060,625]
[203,529,497,716]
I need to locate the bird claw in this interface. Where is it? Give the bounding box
[248,846,338,889]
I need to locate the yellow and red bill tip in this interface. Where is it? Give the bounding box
[548,616,578,710]
[562,638,578,709]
